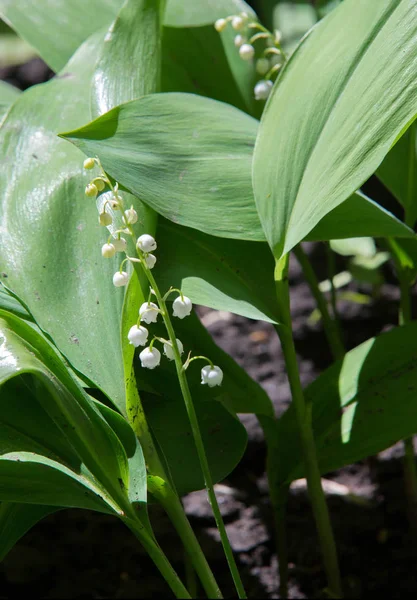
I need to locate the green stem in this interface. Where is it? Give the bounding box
[148,475,223,599]
[143,267,246,599]
[294,245,345,360]
[325,242,340,325]
[126,518,191,599]
[274,255,342,598]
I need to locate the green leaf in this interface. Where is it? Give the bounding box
[275,322,417,485]
[0,285,32,321]
[377,123,417,227]
[273,1,317,54]
[0,80,20,122]
[0,503,59,561]
[0,312,133,511]
[253,0,417,259]
[0,0,122,71]
[164,0,255,27]
[91,0,163,118]
[155,218,279,323]
[0,33,155,412]
[62,95,416,244]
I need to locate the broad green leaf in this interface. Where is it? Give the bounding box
[377,123,417,227]
[62,95,416,244]
[0,285,32,321]
[164,0,255,27]
[275,322,417,485]
[0,312,133,511]
[155,218,279,323]
[0,33,155,412]
[0,80,20,122]
[253,0,417,259]
[62,93,261,241]
[388,237,417,285]
[91,0,163,118]
[273,1,317,54]
[0,0,122,71]
[0,503,59,561]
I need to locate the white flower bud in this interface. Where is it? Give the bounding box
[163,338,184,361]
[83,157,95,170]
[172,295,192,319]
[256,57,270,76]
[201,365,223,387]
[101,243,116,258]
[99,212,112,226]
[139,302,159,323]
[144,254,156,269]
[254,79,273,100]
[128,324,149,347]
[232,16,244,30]
[124,206,138,225]
[214,18,227,32]
[85,183,98,197]
[139,346,161,369]
[113,271,129,287]
[112,237,127,252]
[137,234,157,253]
[239,44,255,61]
[234,34,246,48]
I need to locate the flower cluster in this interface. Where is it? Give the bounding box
[83,158,223,387]
[214,12,286,101]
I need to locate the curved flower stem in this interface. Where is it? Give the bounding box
[274,254,342,598]
[142,265,246,599]
[294,244,345,360]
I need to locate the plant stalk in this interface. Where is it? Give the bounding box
[127,517,191,599]
[274,254,342,598]
[294,244,345,360]
[148,475,223,599]
[143,266,247,599]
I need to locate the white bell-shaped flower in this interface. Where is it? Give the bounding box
[102,243,116,258]
[214,18,227,32]
[201,365,223,387]
[139,302,159,323]
[137,234,157,253]
[239,43,254,61]
[144,254,156,269]
[124,207,138,225]
[139,346,161,369]
[163,338,184,361]
[85,183,98,197]
[231,15,244,30]
[172,295,192,319]
[113,271,129,287]
[127,325,149,347]
[83,157,95,170]
[113,237,127,252]
[254,79,273,100]
[234,34,246,48]
[99,211,112,226]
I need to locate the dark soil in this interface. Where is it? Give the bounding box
[1,59,417,600]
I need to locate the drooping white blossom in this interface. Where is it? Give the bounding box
[144,254,157,269]
[85,183,98,197]
[99,212,112,226]
[254,79,273,100]
[172,295,192,319]
[127,325,149,347]
[214,18,227,32]
[101,243,116,258]
[113,271,129,287]
[139,346,161,369]
[113,237,127,252]
[137,234,157,253]
[163,338,184,361]
[83,157,95,170]
[139,302,159,323]
[124,207,138,225]
[231,15,244,30]
[201,365,223,387]
[239,44,255,61]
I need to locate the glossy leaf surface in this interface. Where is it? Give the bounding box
[253,0,417,258]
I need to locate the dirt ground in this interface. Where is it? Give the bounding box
[1,60,417,599]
